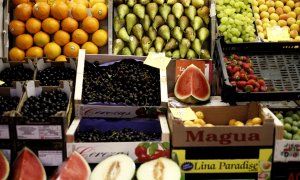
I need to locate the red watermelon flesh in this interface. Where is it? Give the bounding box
[51,151,91,180]
[11,147,46,180]
[0,151,9,180]
[174,64,210,103]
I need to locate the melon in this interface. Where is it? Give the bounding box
[51,151,91,180]
[174,64,210,104]
[11,147,46,180]
[0,151,9,180]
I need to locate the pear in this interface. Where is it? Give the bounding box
[172,50,180,58]
[200,49,211,59]
[141,36,152,54]
[192,38,201,57]
[179,16,189,31]
[184,6,196,21]
[167,0,177,5]
[197,6,209,18]
[202,16,210,25]
[159,4,171,21]
[187,49,197,59]
[155,36,165,52]
[191,16,203,31]
[164,38,178,51]
[171,26,183,42]
[154,0,165,4]
[152,15,164,30]
[113,38,124,55]
[146,3,158,20]
[158,25,170,41]
[117,27,130,42]
[180,0,191,7]
[139,0,151,5]
[128,35,139,53]
[149,47,156,53]
[179,38,191,58]
[142,15,151,31]
[165,51,172,57]
[147,27,156,41]
[133,4,145,19]
[184,27,196,42]
[135,47,144,56]
[117,4,130,19]
[126,13,138,34]
[121,47,132,55]
[192,0,204,8]
[167,14,176,30]
[198,27,209,43]
[114,0,125,6]
[172,3,184,19]
[132,24,144,40]
[114,16,125,33]
[127,0,137,7]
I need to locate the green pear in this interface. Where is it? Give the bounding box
[133,4,145,19]
[165,51,172,57]
[155,36,165,52]
[121,47,132,55]
[198,27,209,43]
[142,15,151,31]
[167,0,177,5]
[186,49,197,59]
[184,6,196,21]
[132,24,144,40]
[127,0,137,7]
[192,38,201,57]
[179,16,189,31]
[149,47,156,53]
[135,47,144,56]
[129,35,139,53]
[159,4,171,21]
[164,38,178,51]
[197,6,209,18]
[202,16,210,25]
[126,13,138,34]
[184,27,196,42]
[171,26,183,42]
[146,3,158,20]
[180,0,191,7]
[172,3,184,19]
[191,16,203,31]
[114,16,125,33]
[117,4,130,19]
[154,0,165,4]
[172,50,180,58]
[192,0,204,8]
[117,27,130,42]
[200,49,210,59]
[148,26,157,41]
[158,25,171,41]
[139,0,151,5]
[141,36,152,54]
[167,14,176,29]
[179,38,191,58]
[113,38,125,55]
[152,15,164,30]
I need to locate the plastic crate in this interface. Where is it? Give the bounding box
[215,38,300,103]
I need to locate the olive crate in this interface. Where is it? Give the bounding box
[215,37,300,103]
[74,49,168,118]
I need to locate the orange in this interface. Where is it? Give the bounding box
[32,2,50,20]
[54,30,70,46]
[14,3,32,22]
[55,55,67,61]
[61,17,79,33]
[72,29,88,45]
[16,34,33,50]
[25,18,42,34]
[12,0,29,6]
[81,42,98,54]
[26,46,43,58]
[89,0,106,8]
[9,47,25,61]
[9,20,25,36]
[51,2,69,20]
[71,0,89,7]
[63,42,80,57]
[44,42,62,59]
[33,31,50,47]
[71,4,88,21]
[42,18,60,34]
[91,2,108,20]
[92,29,107,47]
[82,16,99,33]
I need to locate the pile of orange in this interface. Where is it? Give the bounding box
[9,0,108,61]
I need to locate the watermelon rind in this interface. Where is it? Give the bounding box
[0,151,9,180]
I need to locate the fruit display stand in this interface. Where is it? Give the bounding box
[74,49,168,118]
[66,114,170,164]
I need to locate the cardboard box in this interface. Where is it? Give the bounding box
[66,114,170,164]
[168,102,275,147]
[0,140,15,163]
[74,50,168,118]
[272,162,300,179]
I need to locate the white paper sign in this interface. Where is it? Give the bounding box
[17,125,62,140]
[0,125,10,139]
[274,140,300,162]
[38,150,63,166]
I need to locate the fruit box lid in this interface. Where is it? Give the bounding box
[36,58,77,71]
[0,58,35,72]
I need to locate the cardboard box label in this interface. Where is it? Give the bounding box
[0,125,10,139]
[38,150,63,166]
[274,140,300,162]
[1,149,11,162]
[17,125,62,140]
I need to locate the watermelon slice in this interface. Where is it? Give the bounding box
[51,151,91,180]
[11,147,46,180]
[0,151,9,180]
[174,64,210,104]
